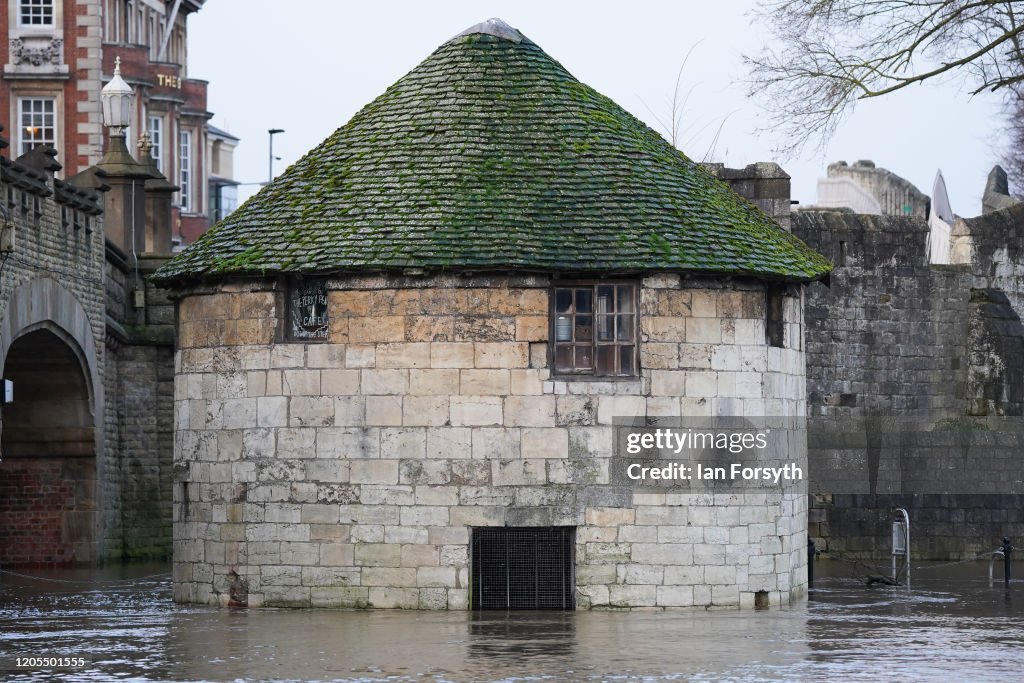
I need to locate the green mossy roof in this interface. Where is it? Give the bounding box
[154,20,831,285]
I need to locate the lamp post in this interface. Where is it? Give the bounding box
[268,128,284,183]
[98,54,148,308]
[101,56,134,141]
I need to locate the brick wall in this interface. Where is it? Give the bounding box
[171,273,809,610]
[0,460,78,565]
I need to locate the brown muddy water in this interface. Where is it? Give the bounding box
[0,561,1021,682]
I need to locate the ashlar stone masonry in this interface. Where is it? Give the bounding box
[171,274,810,609]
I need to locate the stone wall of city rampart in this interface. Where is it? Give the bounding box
[103,249,177,562]
[793,207,1024,560]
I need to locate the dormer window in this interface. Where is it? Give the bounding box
[20,0,54,27]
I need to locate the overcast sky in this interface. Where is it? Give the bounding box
[189,0,1008,217]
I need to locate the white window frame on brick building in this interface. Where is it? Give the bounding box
[550,282,638,378]
[19,0,54,27]
[179,129,192,212]
[148,115,163,172]
[17,96,56,157]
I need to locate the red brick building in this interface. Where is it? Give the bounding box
[2,0,234,245]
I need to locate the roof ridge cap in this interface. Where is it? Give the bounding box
[449,17,526,44]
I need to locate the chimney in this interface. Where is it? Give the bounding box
[702,162,792,231]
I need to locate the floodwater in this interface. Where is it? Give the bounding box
[0,561,1021,682]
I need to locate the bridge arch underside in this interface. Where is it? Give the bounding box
[0,328,97,565]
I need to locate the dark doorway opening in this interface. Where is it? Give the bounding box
[471,526,575,610]
[0,328,95,565]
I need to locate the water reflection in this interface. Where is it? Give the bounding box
[466,611,577,664]
[0,562,1020,681]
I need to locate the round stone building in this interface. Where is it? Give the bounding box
[154,19,831,609]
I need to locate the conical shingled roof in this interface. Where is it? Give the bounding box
[153,19,831,285]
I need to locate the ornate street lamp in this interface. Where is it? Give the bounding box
[96,53,147,303]
[97,54,145,174]
[101,56,133,138]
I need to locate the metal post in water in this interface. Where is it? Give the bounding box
[808,539,816,586]
[892,508,910,587]
[990,551,1003,587]
[1002,537,1013,585]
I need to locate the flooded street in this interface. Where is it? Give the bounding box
[1,562,1022,682]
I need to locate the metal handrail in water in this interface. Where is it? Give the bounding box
[989,550,1005,587]
[892,507,910,588]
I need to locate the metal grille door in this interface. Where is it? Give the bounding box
[471,527,575,610]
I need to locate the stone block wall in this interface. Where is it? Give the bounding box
[0,154,107,565]
[704,162,792,231]
[0,142,179,566]
[794,207,1024,559]
[809,493,1024,560]
[171,273,808,610]
[795,212,968,417]
[109,341,175,559]
[103,250,177,561]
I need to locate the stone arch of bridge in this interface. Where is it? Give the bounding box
[0,277,104,565]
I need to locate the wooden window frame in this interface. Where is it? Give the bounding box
[549,281,639,379]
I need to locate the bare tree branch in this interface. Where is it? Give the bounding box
[1002,85,1024,194]
[745,0,1024,155]
[640,43,703,147]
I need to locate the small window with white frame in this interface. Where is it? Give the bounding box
[148,115,163,172]
[17,97,56,156]
[551,282,638,377]
[20,0,54,26]
[179,129,192,212]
